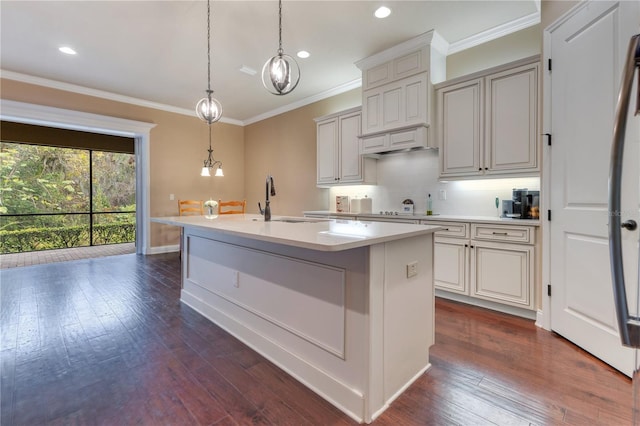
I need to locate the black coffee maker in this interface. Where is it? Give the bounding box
[510,188,540,219]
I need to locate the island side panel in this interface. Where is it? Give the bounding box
[180,227,371,422]
[381,234,434,408]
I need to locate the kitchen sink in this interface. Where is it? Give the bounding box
[271,218,328,223]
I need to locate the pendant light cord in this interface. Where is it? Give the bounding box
[208,124,212,153]
[206,0,212,93]
[278,0,283,54]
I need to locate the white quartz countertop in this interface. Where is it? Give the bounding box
[303,211,541,226]
[152,214,441,252]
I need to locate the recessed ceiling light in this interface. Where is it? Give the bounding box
[297,50,310,59]
[238,65,257,76]
[58,46,77,55]
[374,6,391,19]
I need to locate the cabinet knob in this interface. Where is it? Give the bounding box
[478,167,482,171]
[484,167,489,170]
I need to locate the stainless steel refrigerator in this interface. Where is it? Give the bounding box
[609,33,640,424]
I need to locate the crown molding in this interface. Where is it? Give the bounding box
[1,9,540,128]
[447,11,540,55]
[354,30,447,70]
[0,70,244,126]
[242,78,362,126]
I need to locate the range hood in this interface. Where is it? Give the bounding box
[355,30,448,155]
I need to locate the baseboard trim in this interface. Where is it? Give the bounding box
[146,244,179,255]
[435,289,536,320]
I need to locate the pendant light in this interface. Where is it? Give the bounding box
[195,0,222,123]
[200,125,224,177]
[261,0,300,96]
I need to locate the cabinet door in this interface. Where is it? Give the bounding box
[316,118,338,184]
[485,63,539,173]
[362,73,429,136]
[402,73,428,127]
[362,90,382,135]
[438,78,483,177]
[339,112,363,183]
[434,237,469,295]
[470,240,534,309]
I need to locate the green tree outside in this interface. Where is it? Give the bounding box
[0,142,136,253]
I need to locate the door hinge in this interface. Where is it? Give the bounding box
[547,284,552,297]
[548,210,552,221]
[548,58,552,71]
[544,133,552,146]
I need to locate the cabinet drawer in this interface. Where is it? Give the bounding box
[424,221,469,239]
[471,224,534,244]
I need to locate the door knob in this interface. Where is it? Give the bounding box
[621,220,637,231]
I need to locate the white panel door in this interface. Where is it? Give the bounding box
[548,0,639,375]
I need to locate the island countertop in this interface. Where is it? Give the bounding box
[152,214,441,252]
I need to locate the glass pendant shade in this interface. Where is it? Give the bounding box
[196,92,222,124]
[262,0,300,96]
[262,51,300,95]
[200,124,223,177]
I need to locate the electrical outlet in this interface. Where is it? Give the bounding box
[438,189,447,200]
[169,194,175,201]
[406,261,418,278]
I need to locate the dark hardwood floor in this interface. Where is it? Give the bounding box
[1,253,632,425]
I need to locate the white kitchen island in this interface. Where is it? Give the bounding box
[152,214,440,423]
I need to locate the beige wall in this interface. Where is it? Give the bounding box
[0,78,245,247]
[244,89,361,217]
[0,16,553,249]
[446,24,542,79]
[541,0,580,29]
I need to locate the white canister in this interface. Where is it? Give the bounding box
[360,196,372,213]
[350,198,361,214]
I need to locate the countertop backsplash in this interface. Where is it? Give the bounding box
[328,149,540,216]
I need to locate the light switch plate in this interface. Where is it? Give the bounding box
[406,261,418,278]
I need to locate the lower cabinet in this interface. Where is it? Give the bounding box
[433,236,468,294]
[303,215,538,313]
[471,240,534,309]
[429,221,536,311]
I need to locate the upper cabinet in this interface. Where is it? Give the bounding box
[361,73,428,136]
[437,57,540,179]
[355,31,448,154]
[315,107,376,186]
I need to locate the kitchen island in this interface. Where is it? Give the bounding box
[152,214,440,423]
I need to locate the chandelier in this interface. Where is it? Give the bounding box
[195,0,223,123]
[261,0,300,95]
[201,125,223,177]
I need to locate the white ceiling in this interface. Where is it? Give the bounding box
[0,1,539,125]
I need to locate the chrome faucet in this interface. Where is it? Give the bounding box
[258,174,276,221]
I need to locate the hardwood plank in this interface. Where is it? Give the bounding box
[193,362,270,425]
[0,253,634,425]
[246,360,356,425]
